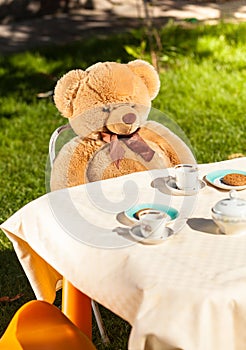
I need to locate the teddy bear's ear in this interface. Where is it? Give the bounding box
[127,60,160,100]
[54,69,87,118]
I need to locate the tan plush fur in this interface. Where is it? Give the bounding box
[50,136,104,191]
[51,60,196,191]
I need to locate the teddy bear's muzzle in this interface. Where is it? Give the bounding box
[106,105,139,135]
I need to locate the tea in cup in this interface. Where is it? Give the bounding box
[139,210,169,239]
[174,164,199,191]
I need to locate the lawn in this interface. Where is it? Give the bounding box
[0,20,245,349]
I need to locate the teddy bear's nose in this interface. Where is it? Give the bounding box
[122,113,137,124]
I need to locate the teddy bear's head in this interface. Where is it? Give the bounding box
[53,60,160,137]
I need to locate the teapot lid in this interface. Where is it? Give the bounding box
[212,190,246,218]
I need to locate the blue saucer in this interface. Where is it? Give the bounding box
[206,169,246,190]
[125,203,179,222]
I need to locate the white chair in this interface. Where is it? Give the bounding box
[48,124,110,345]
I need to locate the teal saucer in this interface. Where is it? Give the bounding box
[125,203,179,222]
[206,169,246,190]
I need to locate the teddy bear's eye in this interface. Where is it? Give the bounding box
[131,104,136,108]
[102,107,110,113]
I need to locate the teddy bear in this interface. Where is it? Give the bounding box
[50,59,195,191]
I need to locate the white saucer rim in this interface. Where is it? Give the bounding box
[129,225,173,244]
[213,177,246,191]
[165,177,206,195]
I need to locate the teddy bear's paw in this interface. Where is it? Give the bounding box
[87,158,148,182]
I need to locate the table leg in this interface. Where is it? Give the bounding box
[62,278,92,339]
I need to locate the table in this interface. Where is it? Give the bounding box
[1,157,246,350]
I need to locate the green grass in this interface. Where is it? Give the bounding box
[0,21,245,348]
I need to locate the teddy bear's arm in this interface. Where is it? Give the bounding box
[139,120,196,166]
[50,136,104,191]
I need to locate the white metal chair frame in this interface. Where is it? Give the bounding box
[49,124,110,344]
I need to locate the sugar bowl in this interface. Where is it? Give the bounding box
[211,190,246,235]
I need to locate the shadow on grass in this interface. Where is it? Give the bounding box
[0,21,245,105]
[0,32,133,103]
[0,0,244,55]
[0,248,35,336]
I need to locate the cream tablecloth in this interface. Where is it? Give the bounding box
[1,158,246,350]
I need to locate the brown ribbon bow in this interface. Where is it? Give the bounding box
[101,131,155,168]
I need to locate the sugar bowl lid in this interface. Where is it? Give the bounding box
[212,190,246,218]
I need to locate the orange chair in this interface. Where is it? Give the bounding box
[0,300,97,350]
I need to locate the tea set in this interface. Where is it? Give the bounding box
[126,164,246,244]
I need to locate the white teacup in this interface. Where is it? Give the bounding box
[139,210,169,239]
[174,164,199,191]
